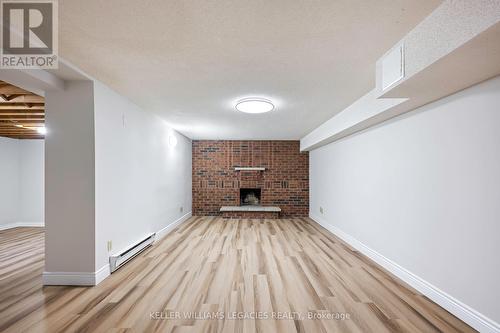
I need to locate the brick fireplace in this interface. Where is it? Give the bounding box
[192,140,309,217]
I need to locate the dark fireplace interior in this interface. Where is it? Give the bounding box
[240,188,261,206]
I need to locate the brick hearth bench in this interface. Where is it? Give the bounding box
[220,206,281,219]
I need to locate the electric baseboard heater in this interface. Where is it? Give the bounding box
[109,233,155,273]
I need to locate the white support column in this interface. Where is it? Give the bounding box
[43,80,98,285]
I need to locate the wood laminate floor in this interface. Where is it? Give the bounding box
[0,217,475,332]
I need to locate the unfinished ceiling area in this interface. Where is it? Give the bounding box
[58,0,441,139]
[0,81,45,140]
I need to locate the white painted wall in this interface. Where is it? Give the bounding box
[94,81,192,272]
[19,140,44,224]
[0,137,21,227]
[0,137,44,229]
[43,78,192,285]
[6,67,192,285]
[310,76,500,324]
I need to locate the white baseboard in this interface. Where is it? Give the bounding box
[43,263,110,286]
[42,214,192,287]
[0,222,44,231]
[95,264,111,285]
[310,214,500,333]
[155,212,192,241]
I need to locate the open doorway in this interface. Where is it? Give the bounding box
[0,80,45,313]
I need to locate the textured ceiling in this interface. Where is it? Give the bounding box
[59,0,441,139]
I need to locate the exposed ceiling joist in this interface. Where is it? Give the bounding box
[0,116,45,120]
[0,109,45,114]
[0,94,44,103]
[1,136,44,140]
[0,103,44,109]
[0,81,45,139]
[0,83,33,95]
[0,122,44,126]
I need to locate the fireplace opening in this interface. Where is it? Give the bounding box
[240,188,261,206]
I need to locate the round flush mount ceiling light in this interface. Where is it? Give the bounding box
[235,98,274,114]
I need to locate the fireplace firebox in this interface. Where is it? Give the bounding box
[240,188,261,206]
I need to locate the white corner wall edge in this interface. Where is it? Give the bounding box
[0,222,44,231]
[310,214,500,333]
[155,212,192,241]
[42,213,192,286]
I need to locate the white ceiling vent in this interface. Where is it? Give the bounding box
[382,43,405,90]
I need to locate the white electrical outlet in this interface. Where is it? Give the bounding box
[320,206,324,214]
[180,206,184,213]
[107,240,112,252]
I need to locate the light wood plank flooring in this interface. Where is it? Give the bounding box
[0,217,475,332]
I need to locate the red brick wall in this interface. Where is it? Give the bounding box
[192,140,309,217]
